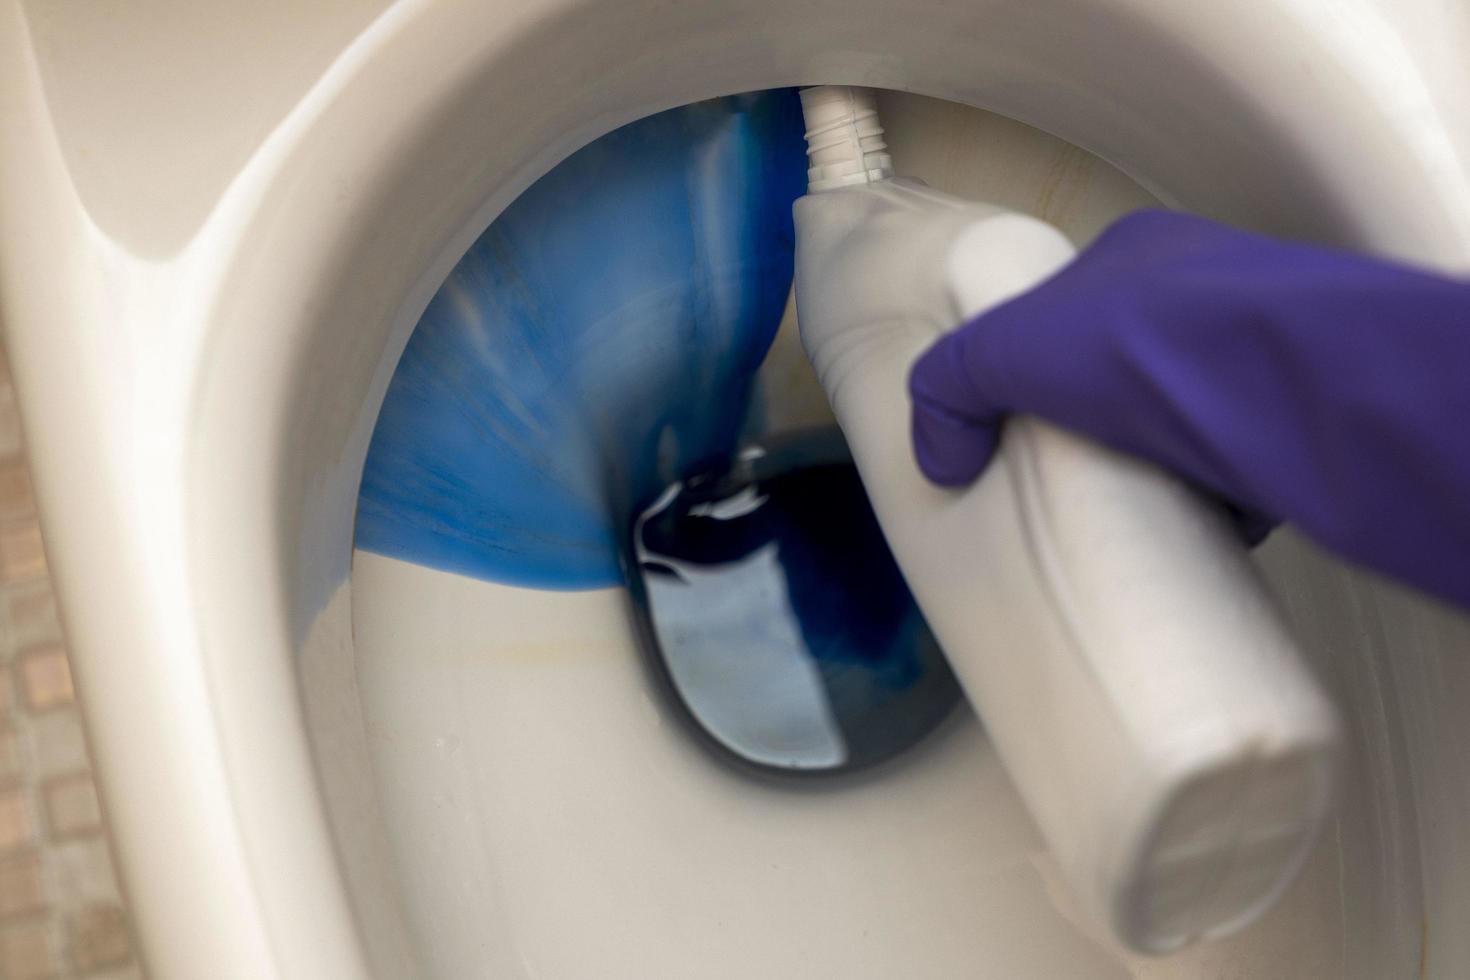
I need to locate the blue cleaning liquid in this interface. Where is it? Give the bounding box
[356,90,806,587]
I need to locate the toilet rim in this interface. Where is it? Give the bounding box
[30,0,1466,976]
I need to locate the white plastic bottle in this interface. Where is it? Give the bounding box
[793,85,1341,955]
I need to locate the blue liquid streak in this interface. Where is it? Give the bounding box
[355,91,807,587]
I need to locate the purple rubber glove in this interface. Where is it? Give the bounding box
[908,209,1470,608]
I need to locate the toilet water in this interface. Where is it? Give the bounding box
[630,429,961,775]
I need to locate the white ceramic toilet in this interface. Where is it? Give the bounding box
[2,2,1469,978]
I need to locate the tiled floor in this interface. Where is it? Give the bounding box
[0,347,143,980]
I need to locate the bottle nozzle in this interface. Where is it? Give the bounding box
[799,86,895,193]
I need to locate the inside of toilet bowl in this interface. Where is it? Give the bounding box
[349,89,976,781]
[352,83,1246,784]
[333,88,1437,980]
[354,89,971,776]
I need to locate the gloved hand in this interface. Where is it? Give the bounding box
[908,209,1470,608]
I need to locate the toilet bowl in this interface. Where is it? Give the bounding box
[2,2,1469,978]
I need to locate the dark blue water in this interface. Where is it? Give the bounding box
[630,430,962,775]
